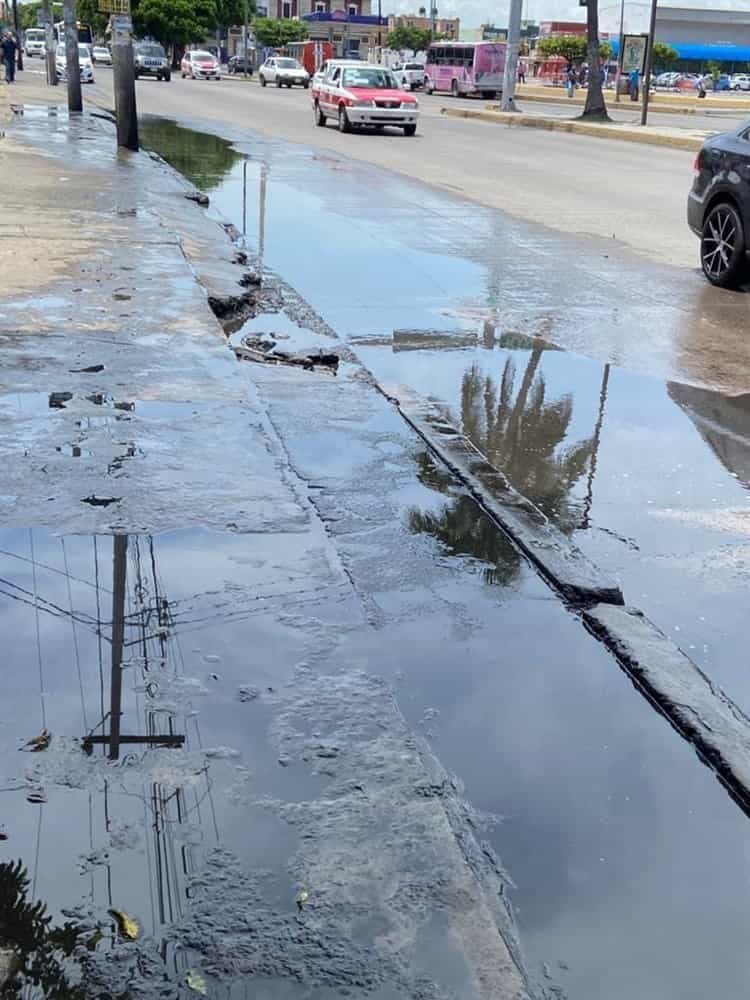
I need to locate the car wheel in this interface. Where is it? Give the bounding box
[451,79,459,98]
[314,101,326,126]
[260,74,266,86]
[181,70,186,77]
[425,82,433,95]
[403,124,417,136]
[701,201,748,288]
[338,105,351,133]
[134,70,139,79]
[276,77,282,87]
[303,81,309,88]
[164,72,171,81]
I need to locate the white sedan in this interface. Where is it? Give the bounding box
[92,45,111,65]
[259,57,309,88]
[55,42,94,83]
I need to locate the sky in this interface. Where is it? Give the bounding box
[388,0,747,33]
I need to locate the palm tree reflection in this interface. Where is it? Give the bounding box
[407,452,522,587]
[460,344,596,534]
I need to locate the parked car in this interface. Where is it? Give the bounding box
[134,41,170,80]
[655,71,680,88]
[227,54,253,75]
[731,73,750,91]
[393,61,426,91]
[181,50,221,80]
[92,45,111,65]
[259,57,309,88]
[688,125,750,287]
[312,63,419,135]
[55,42,94,83]
[699,73,732,92]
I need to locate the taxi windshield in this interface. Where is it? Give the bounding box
[342,67,397,88]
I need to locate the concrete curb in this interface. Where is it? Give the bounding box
[507,93,704,115]
[517,85,750,112]
[384,385,623,608]
[441,106,706,151]
[584,604,750,814]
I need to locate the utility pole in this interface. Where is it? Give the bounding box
[111,10,138,150]
[377,0,382,53]
[108,534,127,760]
[430,3,436,41]
[62,0,82,112]
[501,0,523,111]
[41,0,57,86]
[242,0,248,78]
[11,0,23,71]
[613,0,624,102]
[640,0,657,126]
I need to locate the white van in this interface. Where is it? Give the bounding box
[24,28,46,58]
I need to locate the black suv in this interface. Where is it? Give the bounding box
[228,54,253,75]
[134,42,171,81]
[689,125,750,287]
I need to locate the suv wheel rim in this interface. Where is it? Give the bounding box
[703,207,737,280]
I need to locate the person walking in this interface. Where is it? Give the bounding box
[2,32,17,84]
[566,64,577,98]
[517,62,526,85]
[629,67,639,102]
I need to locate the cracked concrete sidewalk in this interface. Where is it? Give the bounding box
[0,91,533,999]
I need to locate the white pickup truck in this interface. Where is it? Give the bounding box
[393,61,426,91]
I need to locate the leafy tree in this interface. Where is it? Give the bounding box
[216,0,255,30]
[537,32,610,67]
[252,16,307,48]
[707,59,721,82]
[387,24,432,55]
[133,0,218,48]
[0,859,86,999]
[19,1,62,30]
[652,41,678,70]
[76,0,109,39]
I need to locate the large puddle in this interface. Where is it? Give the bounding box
[4,117,750,998]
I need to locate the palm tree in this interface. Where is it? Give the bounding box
[460,346,596,534]
[581,0,609,120]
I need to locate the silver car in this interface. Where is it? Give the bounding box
[55,42,95,83]
[92,45,112,65]
[259,57,310,89]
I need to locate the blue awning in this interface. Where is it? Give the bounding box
[610,39,750,62]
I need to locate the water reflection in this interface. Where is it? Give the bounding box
[407,451,522,587]
[669,382,750,488]
[139,119,243,192]
[460,343,597,533]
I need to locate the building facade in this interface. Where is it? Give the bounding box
[302,7,387,59]
[387,13,459,39]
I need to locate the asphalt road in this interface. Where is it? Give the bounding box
[87,67,709,269]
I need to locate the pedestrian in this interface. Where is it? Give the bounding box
[2,31,17,84]
[517,62,526,85]
[566,64,577,98]
[629,67,639,102]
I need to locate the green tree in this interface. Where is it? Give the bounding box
[387,24,432,55]
[215,0,255,30]
[252,16,307,48]
[76,0,109,39]
[19,1,62,30]
[652,41,678,70]
[707,59,721,82]
[537,32,610,67]
[133,0,218,48]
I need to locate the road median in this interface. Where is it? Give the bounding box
[441,105,709,151]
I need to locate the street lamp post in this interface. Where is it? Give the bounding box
[377,0,382,53]
[11,0,22,71]
[641,0,658,126]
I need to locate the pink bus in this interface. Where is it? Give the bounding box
[424,41,506,99]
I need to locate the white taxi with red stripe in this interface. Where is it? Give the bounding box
[313,64,419,136]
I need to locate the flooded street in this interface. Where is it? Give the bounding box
[4,97,750,1000]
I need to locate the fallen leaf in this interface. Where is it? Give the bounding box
[295,889,309,910]
[109,908,139,940]
[0,827,7,841]
[26,791,47,804]
[22,730,51,752]
[185,969,208,995]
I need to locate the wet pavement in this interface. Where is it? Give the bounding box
[4,105,750,1000]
